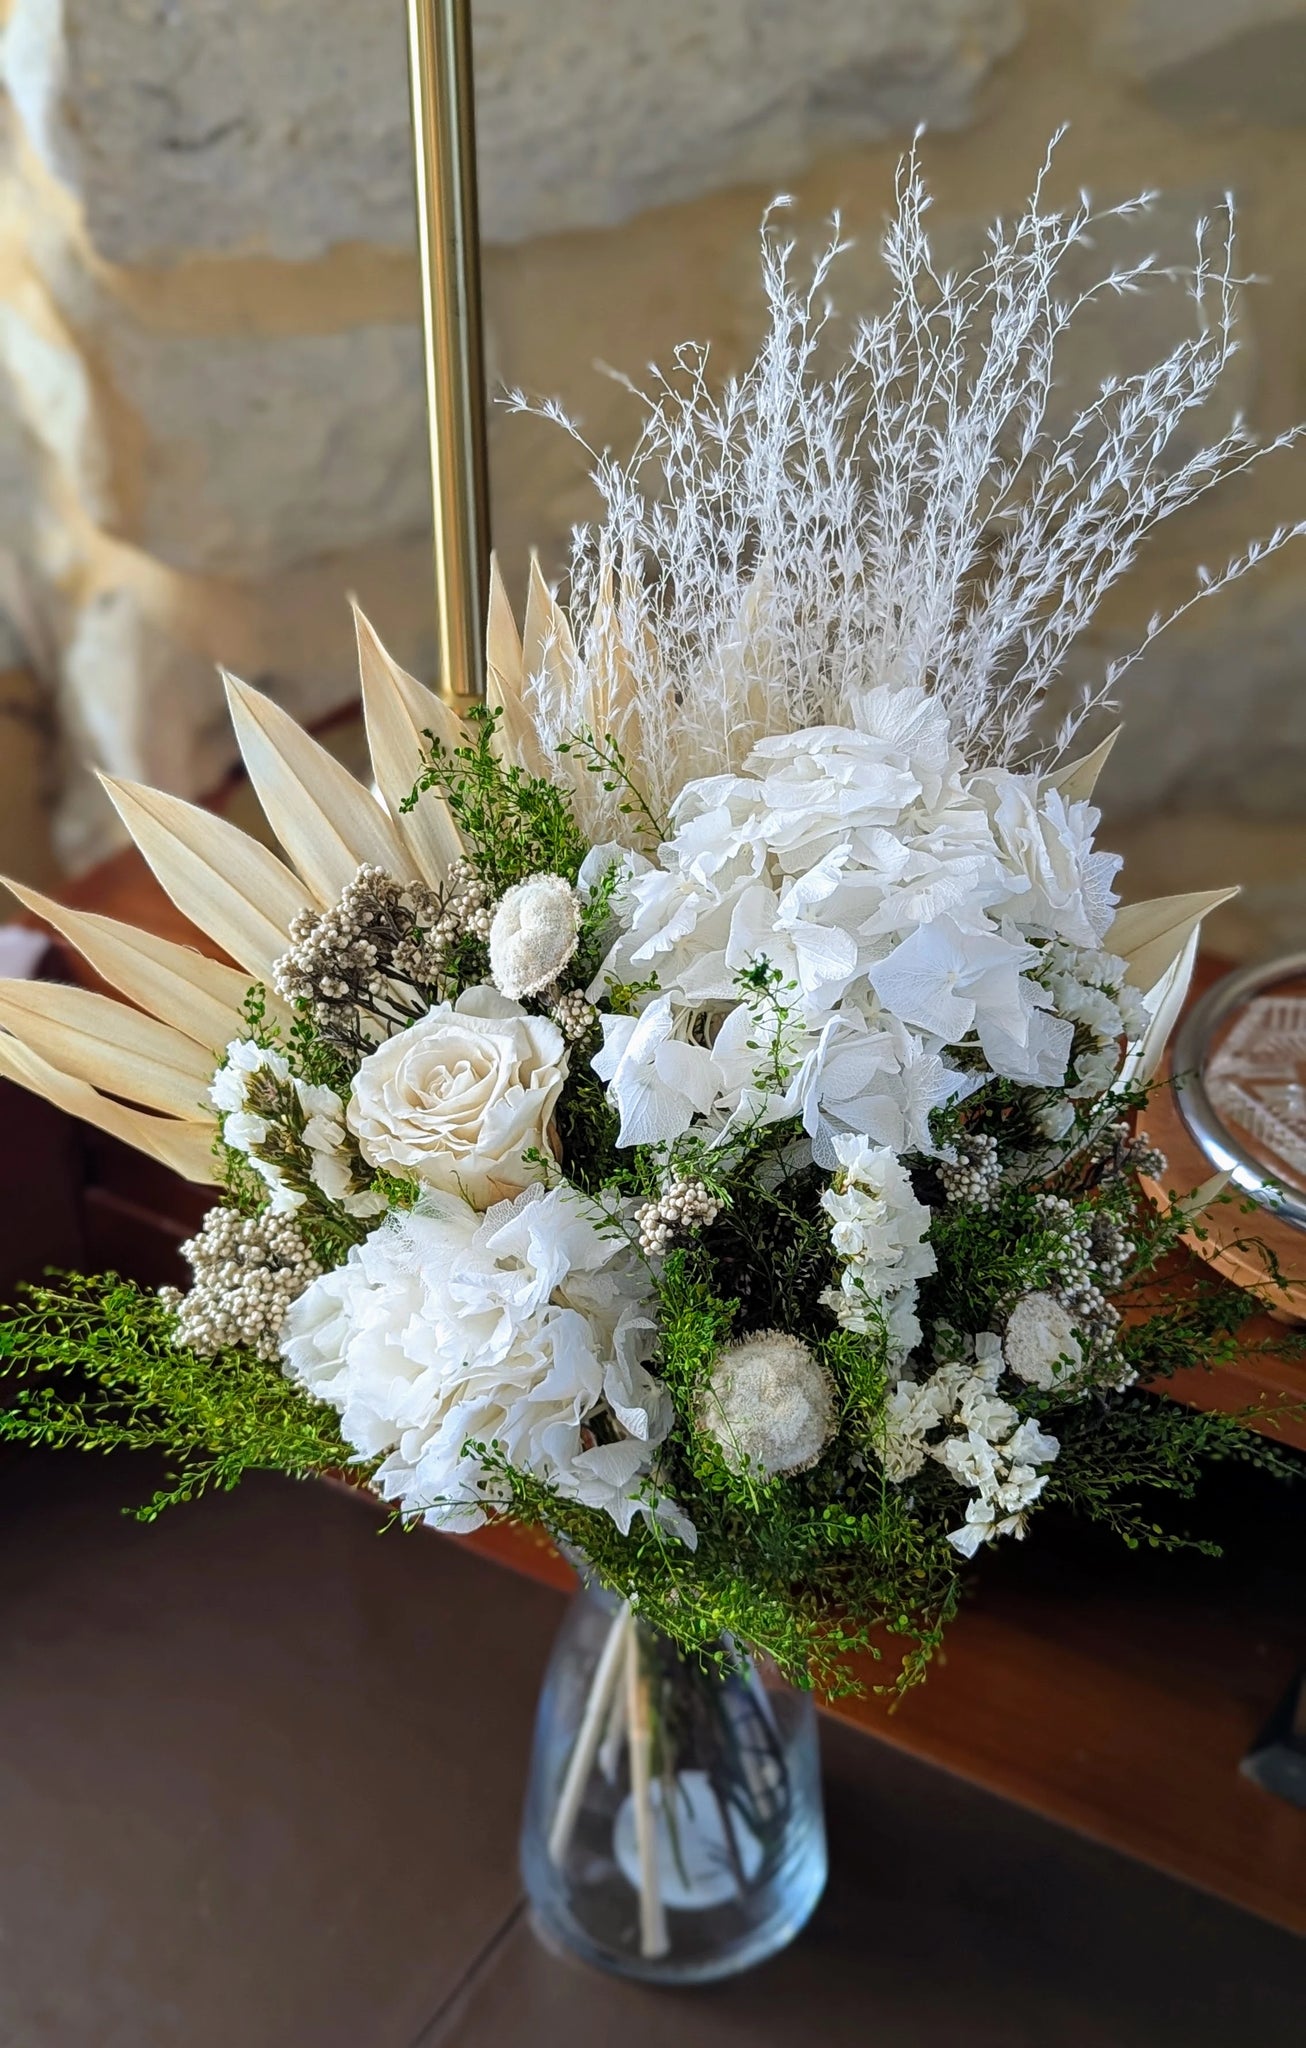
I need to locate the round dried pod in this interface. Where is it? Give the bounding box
[488,874,581,1001]
[1004,1291,1084,1391]
[698,1329,836,1478]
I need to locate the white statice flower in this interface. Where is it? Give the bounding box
[587,684,1122,1157]
[281,1180,691,1541]
[697,1330,836,1478]
[875,1332,1060,1558]
[1033,942,1152,1107]
[347,987,567,1208]
[210,1039,383,1218]
[819,1135,936,1360]
[488,873,581,1001]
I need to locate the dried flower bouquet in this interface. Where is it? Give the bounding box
[1,144,1302,1719]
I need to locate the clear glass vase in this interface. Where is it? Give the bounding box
[520,1574,827,1984]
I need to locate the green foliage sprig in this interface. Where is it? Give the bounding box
[0,1276,357,1517]
[403,704,590,893]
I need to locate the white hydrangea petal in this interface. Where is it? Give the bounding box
[280,1182,689,1542]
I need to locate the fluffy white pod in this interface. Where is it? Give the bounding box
[1004,1292,1084,1391]
[489,874,581,1000]
[698,1330,836,1478]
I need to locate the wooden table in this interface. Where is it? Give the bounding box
[11,840,1304,1939]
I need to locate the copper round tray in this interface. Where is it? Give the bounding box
[1142,956,1306,1323]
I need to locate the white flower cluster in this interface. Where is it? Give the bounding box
[161,1206,321,1362]
[590,686,1124,1161]
[819,1136,936,1360]
[877,1329,1061,1558]
[1034,942,1151,1124]
[211,1040,383,1218]
[280,1181,690,1542]
[488,873,580,1000]
[1003,1291,1085,1392]
[635,1175,722,1256]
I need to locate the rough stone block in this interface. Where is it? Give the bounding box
[52,533,441,871]
[0,212,431,576]
[98,319,431,577]
[1101,0,1306,126]
[3,0,416,263]
[472,0,1025,244]
[4,0,1023,261]
[1091,571,1306,821]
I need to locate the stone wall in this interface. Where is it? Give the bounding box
[0,0,1302,867]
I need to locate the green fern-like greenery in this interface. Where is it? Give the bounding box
[0,1276,358,1519]
[402,704,591,894]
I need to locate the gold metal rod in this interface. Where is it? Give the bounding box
[406,0,491,701]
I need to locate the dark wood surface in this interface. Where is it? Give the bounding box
[3,839,1300,1942]
[455,1511,1306,1938]
[5,1453,1303,2048]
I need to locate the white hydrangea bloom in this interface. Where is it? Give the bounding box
[280,1180,690,1542]
[972,773,1121,949]
[819,1135,936,1360]
[588,685,1125,1156]
[210,1039,383,1218]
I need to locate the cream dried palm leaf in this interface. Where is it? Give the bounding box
[0,613,469,1186]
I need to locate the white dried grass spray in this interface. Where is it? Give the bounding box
[507,133,1304,846]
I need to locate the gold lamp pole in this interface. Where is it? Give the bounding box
[405,0,491,702]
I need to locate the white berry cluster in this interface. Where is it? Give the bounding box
[441,860,495,944]
[1033,1191,1120,1332]
[937,1132,1001,1209]
[636,1175,722,1256]
[1092,1116,1167,1185]
[698,1330,836,1478]
[550,987,598,1042]
[275,866,436,1006]
[161,1206,322,1362]
[273,862,495,1051]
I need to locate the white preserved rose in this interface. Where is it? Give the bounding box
[347,987,567,1208]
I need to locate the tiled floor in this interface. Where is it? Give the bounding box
[1,1450,1302,2048]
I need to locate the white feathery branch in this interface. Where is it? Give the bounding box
[505,137,1302,842]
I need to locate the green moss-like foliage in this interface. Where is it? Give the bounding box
[0,1275,357,1519]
